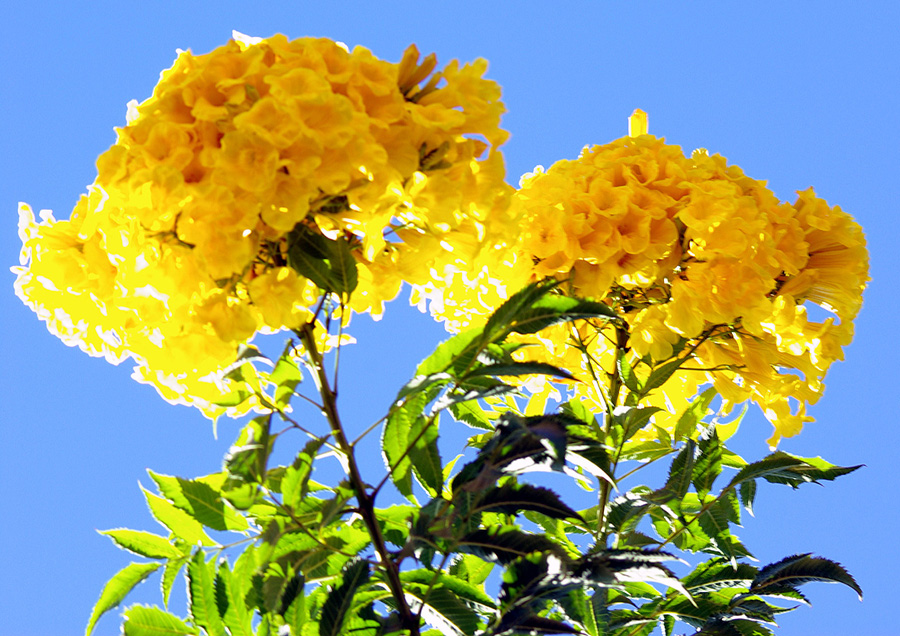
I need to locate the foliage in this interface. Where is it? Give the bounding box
[86,282,862,636]
[11,33,867,636]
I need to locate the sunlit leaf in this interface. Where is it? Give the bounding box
[187,550,225,636]
[121,604,197,635]
[99,529,184,560]
[214,560,254,636]
[86,562,161,636]
[319,558,370,636]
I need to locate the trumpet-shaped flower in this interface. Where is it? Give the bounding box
[14,34,510,416]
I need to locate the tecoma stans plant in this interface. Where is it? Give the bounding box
[14,33,867,636]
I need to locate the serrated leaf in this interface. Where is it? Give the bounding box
[721,451,858,499]
[178,478,249,532]
[459,527,565,565]
[284,590,307,636]
[692,427,723,497]
[400,570,496,610]
[409,413,444,498]
[738,480,756,516]
[319,558,370,636]
[327,233,359,297]
[405,583,483,636]
[187,550,225,636]
[215,560,254,636]
[617,355,641,393]
[483,279,561,341]
[383,388,435,499]
[269,343,304,407]
[510,296,617,336]
[682,560,756,594]
[651,441,695,502]
[100,529,184,560]
[750,554,862,600]
[143,487,216,547]
[449,554,495,587]
[122,605,197,635]
[450,400,493,430]
[643,358,685,393]
[673,387,717,442]
[86,562,161,635]
[286,224,349,294]
[282,438,326,509]
[161,557,188,609]
[465,361,575,381]
[606,491,651,536]
[575,550,690,599]
[500,615,580,635]
[475,483,583,522]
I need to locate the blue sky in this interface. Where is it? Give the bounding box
[2,3,899,635]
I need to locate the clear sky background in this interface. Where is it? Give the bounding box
[2,3,899,635]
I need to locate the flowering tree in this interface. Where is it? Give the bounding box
[14,33,869,636]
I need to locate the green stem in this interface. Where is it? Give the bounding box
[298,322,420,636]
[595,325,630,546]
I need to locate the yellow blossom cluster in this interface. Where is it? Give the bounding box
[423,113,868,445]
[13,33,510,416]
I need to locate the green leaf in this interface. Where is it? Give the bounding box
[449,554,495,587]
[224,416,273,485]
[284,590,307,636]
[403,580,485,636]
[383,381,444,499]
[726,453,861,491]
[464,361,575,381]
[643,357,686,393]
[122,605,197,635]
[509,296,617,336]
[475,483,584,522]
[651,441,696,502]
[86,562,161,635]
[286,223,357,296]
[574,550,690,599]
[327,233,359,296]
[481,279,560,343]
[143,487,216,547]
[99,529,184,560]
[269,343,304,408]
[682,559,756,594]
[612,406,664,444]
[458,527,564,565]
[187,550,225,636]
[404,412,444,498]
[281,438,326,509]
[450,400,493,430]
[692,427,723,498]
[150,473,249,532]
[750,554,862,600]
[400,570,496,610]
[161,557,188,609]
[674,387,717,442]
[605,491,651,536]
[738,480,756,516]
[319,558,370,636]
[417,330,481,377]
[509,616,580,635]
[215,560,254,636]
[617,355,641,393]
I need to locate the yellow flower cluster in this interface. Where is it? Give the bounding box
[13,33,510,416]
[425,113,868,445]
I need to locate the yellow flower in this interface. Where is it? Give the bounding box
[14,34,510,416]
[424,115,869,443]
